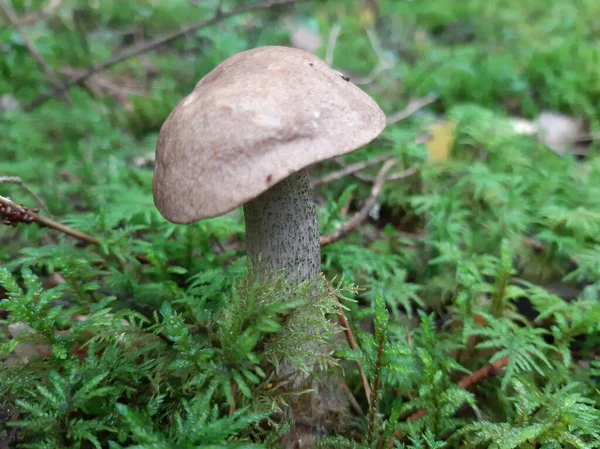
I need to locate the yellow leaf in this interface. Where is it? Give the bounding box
[426,121,455,163]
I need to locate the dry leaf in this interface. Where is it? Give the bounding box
[535,111,586,156]
[8,322,50,362]
[425,121,455,163]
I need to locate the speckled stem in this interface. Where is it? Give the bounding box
[243,169,320,284]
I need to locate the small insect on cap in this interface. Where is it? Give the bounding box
[153,45,386,224]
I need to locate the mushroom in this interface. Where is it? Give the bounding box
[153,46,385,284]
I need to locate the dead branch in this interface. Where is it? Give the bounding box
[340,381,365,416]
[337,307,373,408]
[325,23,342,66]
[320,159,396,247]
[457,356,509,390]
[405,356,509,423]
[331,158,418,184]
[385,166,418,182]
[0,1,71,104]
[390,356,509,446]
[0,194,152,264]
[352,29,393,86]
[311,154,390,188]
[24,0,307,111]
[0,176,50,216]
[0,195,99,245]
[387,94,438,125]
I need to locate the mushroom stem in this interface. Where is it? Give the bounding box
[243,169,320,284]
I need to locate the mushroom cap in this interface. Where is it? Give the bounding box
[153,45,386,223]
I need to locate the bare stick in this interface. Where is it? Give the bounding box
[24,0,306,111]
[311,154,390,188]
[337,307,373,407]
[320,159,396,247]
[457,356,509,390]
[0,195,100,245]
[405,356,509,423]
[0,0,71,104]
[385,166,418,182]
[332,158,418,184]
[387,94,438,125]
[390,356,509,446]
[352,29,393,86]
[0,176,50,216]
[324,278,371,412]
[0,194,152,263]
[340,381,365,416]
[325,23,342,66]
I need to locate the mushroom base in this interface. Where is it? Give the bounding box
[243,169,320,284]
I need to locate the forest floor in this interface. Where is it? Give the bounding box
[1,0,599,448]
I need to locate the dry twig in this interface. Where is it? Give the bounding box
[1,194,152,263]
[389,356,509,447]
[352,29,393,86]
[387,94,438,125]
[405,356,509,423]
[337,307,373,408]
[0,195,99,245]
[340,381,366,417]
[0,1,71,104]
[24,0,306,110]
[311,155,390,188]
[320,159,397,247]
[325,23,342,66]
[0,176,50,216]
[332,158,418,184]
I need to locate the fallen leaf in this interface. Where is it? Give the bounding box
[535,111,586,156]
[8,322,50,362]
[425,121,455,163]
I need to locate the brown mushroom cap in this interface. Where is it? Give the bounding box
[153,45,386,224]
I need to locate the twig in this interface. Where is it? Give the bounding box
[311,155,390,188]
[457,356,509,390]
[332,158,418,184]
[387,94,438,125]
[0,195,149,264]
[389,356,509,447]
[0,0,71,105]
[337,307,372,408]
[352,29,393,86]
[320,159,396,247]
[405,356,509,423]
[0,195,99,245]
[0,176,50,216]
[325,23,342,66]
[352,63,392,86]
[324,278,372,412]
[340,381,365,416]
[228,381,237,416]
[385,166,418,182]
[24,0,306,110]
